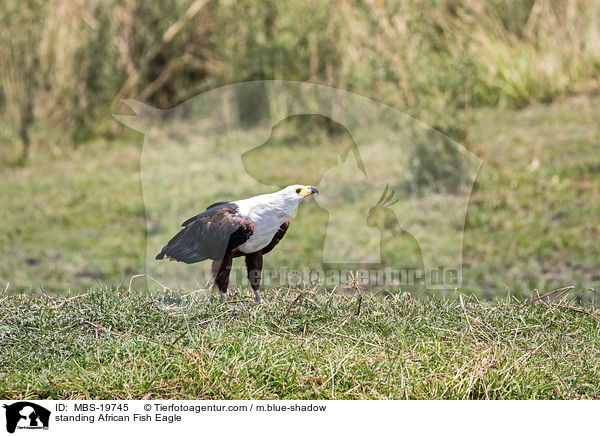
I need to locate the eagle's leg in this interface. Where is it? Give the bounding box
[245,251,263,303]
[212,252,233,302]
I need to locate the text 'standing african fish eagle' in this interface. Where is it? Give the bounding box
[156,185,319,302]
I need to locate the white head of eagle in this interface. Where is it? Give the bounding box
[156,184,319,302]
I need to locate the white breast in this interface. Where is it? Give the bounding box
[234,194,299,254]
[237,221,281,253]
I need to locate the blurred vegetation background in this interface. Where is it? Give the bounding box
[2,0,600,158]
[1,0,598,297]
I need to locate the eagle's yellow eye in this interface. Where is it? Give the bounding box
[295,188,301,194]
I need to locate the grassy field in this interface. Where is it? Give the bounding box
[464,94,600,297]
[1,94,599,400]
[1,287,599,400]
[2,1,599,403]
[1,94,598,297]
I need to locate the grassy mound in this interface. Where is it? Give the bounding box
[2,287,599,399]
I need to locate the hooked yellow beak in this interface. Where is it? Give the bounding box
[299,186,319,197]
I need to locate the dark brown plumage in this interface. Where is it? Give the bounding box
[156,203,254,264]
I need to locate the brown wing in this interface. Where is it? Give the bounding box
[156,204,254,263]
[261,219,290,255]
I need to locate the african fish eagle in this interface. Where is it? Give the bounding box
[156,185,319,302]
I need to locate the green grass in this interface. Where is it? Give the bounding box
[1,95,598,297]
[1,287,600,399]
[464,95,600,296]
[2,1,599,402]
[0,136,146,292]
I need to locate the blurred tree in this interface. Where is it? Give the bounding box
[0,0,47,162]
